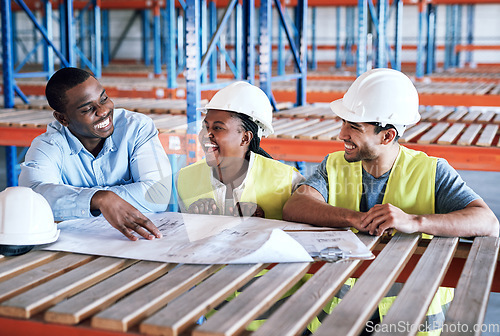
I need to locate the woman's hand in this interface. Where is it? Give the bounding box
[229,202,265,218]
[188,198,220,215]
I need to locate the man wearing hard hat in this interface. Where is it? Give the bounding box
[283,68,499,334]
[19,67,171,241]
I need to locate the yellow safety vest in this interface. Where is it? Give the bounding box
[319,146,452,336]
[177,154,298,220]
[326,145,436,215]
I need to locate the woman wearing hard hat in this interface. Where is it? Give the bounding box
[176,81,304,219]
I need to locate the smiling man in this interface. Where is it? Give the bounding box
[19,67,172,241]
[283,68,498,237]
[282,68,499,335]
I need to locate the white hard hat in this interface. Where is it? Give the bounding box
[0,187,59,245]
[330,68,420,136]
[202,81,274,137]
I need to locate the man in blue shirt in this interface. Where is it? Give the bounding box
[19,67,171,241]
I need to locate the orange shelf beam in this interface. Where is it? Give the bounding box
[261,138,500,171]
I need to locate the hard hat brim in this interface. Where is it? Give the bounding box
[0,229,60,246]
[330,98,421,126]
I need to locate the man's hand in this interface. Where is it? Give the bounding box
[188,198,220,215]
[91,190,162,241]
[360,203,419,236]
[229,202,265,218]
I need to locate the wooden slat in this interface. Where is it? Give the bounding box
[477,111,495,123]
[45,261,174,325]
[446,108,469,122]
[91,264,221,332]
[417,123,449,144]
[192,263,311,336]
[0,257,133,319]
[419,108,440,121]
[493,113,500,124]
[298,120,341,140]
[399,122,432,143]
[314,233,421,336]
[274,119,321,137]
[457,124,482,146]
[476,124,499,147]
[441,237,500,336]
[254,235,381,336]
[461,110,481,123]
[140,263,267,336]
[279,120,335,139]
[372,237,459,336]
[0,251,61,282]
[429,108,454,122]
[437,123,466,145]
[0,254,94,303]
[316,127,342,141]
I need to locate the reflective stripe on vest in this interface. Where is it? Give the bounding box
[177,154,297,219]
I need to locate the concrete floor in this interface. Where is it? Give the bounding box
[1,146,499,333]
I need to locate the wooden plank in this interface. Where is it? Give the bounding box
[457,124,482,146]
[493,113,500,124]
[314,233,421,336]
[429,108,454,122]
[0,257,133,319]
[437,123,466,145]
[0,254,94,303]
[254,235,381,336]
[417,123,449,144]
[446,108,469,122]
[476,124,499,147]
[279,120,331,139]
[477,111,495,123]
[140,263,267,336]
[0,251,61,282]
[399,122,432,143]
[441,237,500,336]
[91,264,221,332]
[297,120,341,140]
[461,110,481,123]
[192,263,311,336]
[45,261,174,325]
[275,119,321,137]
[419,108,440,121]
[315,123,343,140]
[372,237,459,336]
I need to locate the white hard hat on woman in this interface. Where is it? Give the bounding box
[203,81,274,137]
[330,68,420,136]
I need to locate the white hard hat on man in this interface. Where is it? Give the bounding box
[330,68,420,136]
[0,187,59,256]
[202,81,274,137]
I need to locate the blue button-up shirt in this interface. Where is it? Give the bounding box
[19,108,172,220]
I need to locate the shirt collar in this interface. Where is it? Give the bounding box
[63,125,117,157]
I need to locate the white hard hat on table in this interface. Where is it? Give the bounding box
[330,68,420,136]
[0,187,59,246]
[202,81,274,137]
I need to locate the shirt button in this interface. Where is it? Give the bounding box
[81,210,85,215]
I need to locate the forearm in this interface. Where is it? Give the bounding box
[283,186,363,229]
[417,201,499,237]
